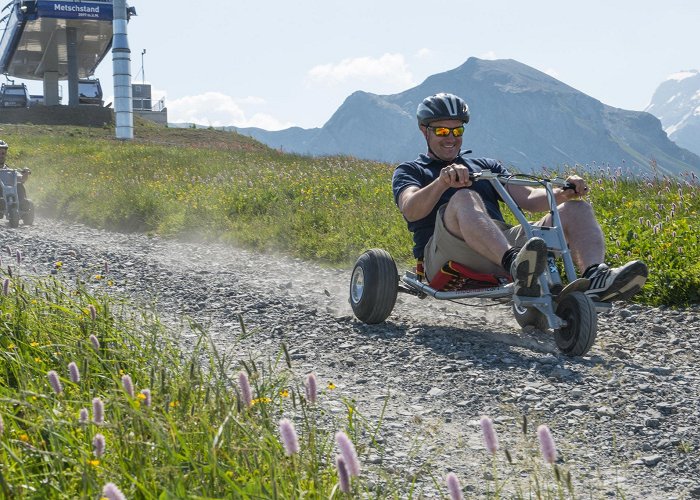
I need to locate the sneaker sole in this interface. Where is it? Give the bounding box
[587,261,648,302]
[514,239,547,297]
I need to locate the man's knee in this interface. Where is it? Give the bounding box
[559,200,595,221]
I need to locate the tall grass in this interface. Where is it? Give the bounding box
[0,255,580,498]
[6,124,700,306]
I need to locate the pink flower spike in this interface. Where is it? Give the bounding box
[88,304,97,321]
[102,482,127,500]
[279,418,300,456]
[121,374,134,398]
[92,397,104,425]
[336,455,351,493]
[15,249,21,265]
[89,334,100,352]
[79,408,89,424]
[2,278,9,296]
[140,388,152,407]
[537,424,558,464]
[0,413,4,435]
[238,371,252,408]
[305,372,317,404]
[47,370,63,395]
[335,431,360,476]
[93,433,105,458]
[68,362,80,383]
[446,472,464,500]
[480,416,499,454]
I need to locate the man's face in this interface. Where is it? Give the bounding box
[422,119,464,161]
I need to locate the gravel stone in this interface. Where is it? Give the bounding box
[3,218,700,498]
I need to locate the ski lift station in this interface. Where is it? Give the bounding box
[0,0,166,133]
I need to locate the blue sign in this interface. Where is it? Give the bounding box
[37,1,113,20]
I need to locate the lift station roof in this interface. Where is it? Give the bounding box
[0,0,115,80]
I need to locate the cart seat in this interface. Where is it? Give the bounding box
[417,259,510,291]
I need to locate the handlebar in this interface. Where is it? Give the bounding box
[469,171,574,190]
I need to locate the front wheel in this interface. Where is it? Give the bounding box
[554,291,597,356]
[349,249,398,324]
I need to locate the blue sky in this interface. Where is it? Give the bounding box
[16,0,700,130]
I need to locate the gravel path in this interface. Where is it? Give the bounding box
[4,218,699,499]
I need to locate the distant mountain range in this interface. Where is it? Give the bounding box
[644,70,700,158]
[207,58,700,176]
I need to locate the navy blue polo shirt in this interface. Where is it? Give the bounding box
[392,153,510,259]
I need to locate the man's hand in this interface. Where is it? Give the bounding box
[439,163,472,188]
[560,175,589,199]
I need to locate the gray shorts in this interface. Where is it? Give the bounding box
[424,205,527,281]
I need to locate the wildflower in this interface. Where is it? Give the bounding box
[2,278,9,296]
[88,304,97,321]
[89,459,100,467]
[0,413,3,435]
[305,372,317,404]
[238,371,252,408]
[19,433,29,442]
[336,455,351,493]
[79,408,89,424]
[47,370,63,395]
[89,334,100,352]
[140,389,152,408]
[335,431,360,476]
[34,357,42,363]
[94,274,103,281]
[446,472,464,500]
[121,374,134,398]
[480,416,499,454]
[15,249,21,265]
[537,424,558,464]
[327,382,337,390]
[68,362,80,383]
[104,261,110,273]
[92,397,104,425]
[279,389,290,398]
[279,418,300,456]
[93,433,106,458]
[102,482,127,500]
[30,341,39,347]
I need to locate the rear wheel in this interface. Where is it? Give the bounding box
[21,200,34,225]
[512,303,549,331]
[349,249,398,324]
[554,291,597,356]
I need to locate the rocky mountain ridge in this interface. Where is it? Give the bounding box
[232,58,700,176]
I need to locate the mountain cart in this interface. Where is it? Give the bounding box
[0,168,34,228]
[349,171,611,357]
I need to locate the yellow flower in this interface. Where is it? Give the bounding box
[169,400,179,408]
[251,397,272,406]
[89,459,100,467]
[107,280,114,286]
[327,382,336,390]
[279,389,290,398]
[7,343,16,350]
[34,357,42,363]
[30,341,39,347]
[19,434,29,442]
[94,274,103,280]
[54,261,63,268]
[136,393,146,401]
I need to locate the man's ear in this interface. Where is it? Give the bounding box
[419,125,428,139]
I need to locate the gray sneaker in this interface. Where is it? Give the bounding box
[511,237,548,297]
[584,261,648,302]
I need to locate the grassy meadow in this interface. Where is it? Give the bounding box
[4,121,699,306]
[0,121,699,497]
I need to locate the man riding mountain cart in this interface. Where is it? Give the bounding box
[349,92,649,357]
[0,140,35,227]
